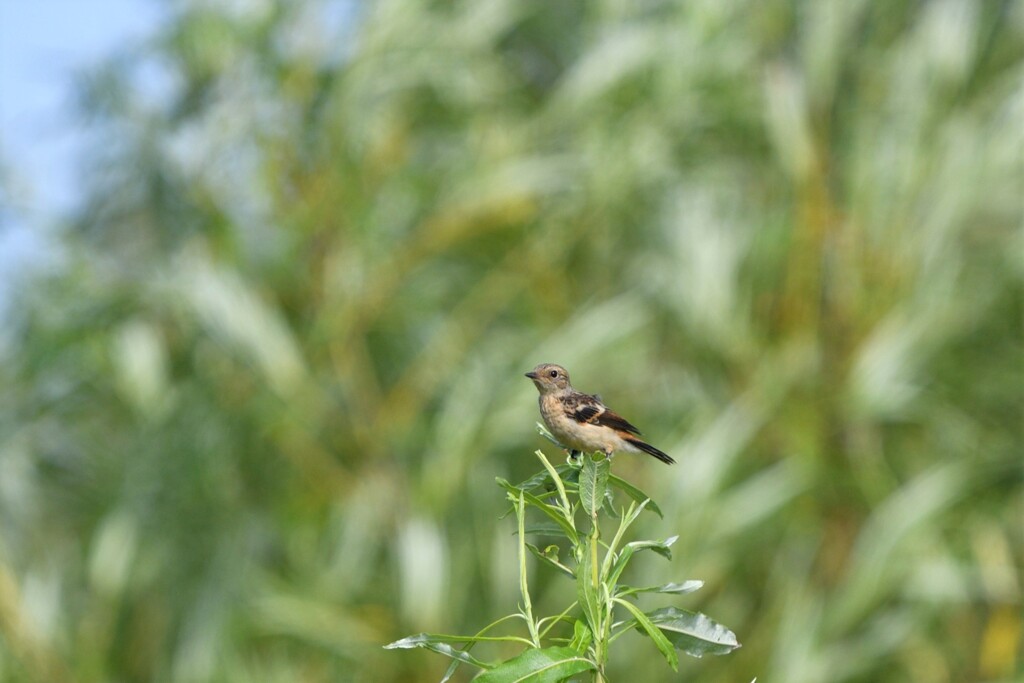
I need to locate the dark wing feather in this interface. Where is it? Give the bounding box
[574,404,602,422]
[591,408,642,435]
[568,392,642,435]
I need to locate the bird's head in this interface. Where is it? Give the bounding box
[525,363,571,394]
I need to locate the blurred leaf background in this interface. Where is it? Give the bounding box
[1,0,1022,681]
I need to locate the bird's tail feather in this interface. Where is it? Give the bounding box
[625,437,675,465]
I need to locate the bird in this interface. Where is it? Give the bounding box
[525,363,675,465]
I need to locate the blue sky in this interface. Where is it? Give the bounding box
[0,0,163,299]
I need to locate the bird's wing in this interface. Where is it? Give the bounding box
[567,392,642,435]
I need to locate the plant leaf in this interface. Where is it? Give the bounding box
[617,580,704,598]
[580,454,610,519]
[384,633,495,669]
[606,545,635,589]
[535,450,572,515]
[575,538,601,632]
[525,542,574,578]
[535,422,565,448]
[519,521,569,537]
[608,474,663,518]
[568,619,592,654]
[496,479,578,543]
[472,646,594,683]
[513,463,579,493]
[600,498,649,581]
[644,607,741,657]
[613,598,679,671]
[602,489,620,518]
[624,535,677,560]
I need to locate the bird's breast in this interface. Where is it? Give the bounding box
[539,394,610,452]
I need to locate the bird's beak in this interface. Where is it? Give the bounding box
[524,371,538,380]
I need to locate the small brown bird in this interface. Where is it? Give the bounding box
[525,363,675,464]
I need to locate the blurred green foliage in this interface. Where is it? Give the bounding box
[1,1,1022,682]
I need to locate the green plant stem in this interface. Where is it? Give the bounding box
[536,450,573,520]
[516,491,541,648]
[589,498,605,683]
[538,603,579,639]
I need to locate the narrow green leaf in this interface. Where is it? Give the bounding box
[657,580,704,593]
[644,607,741,657]
[535,450,571,515]
[576,538,601,632]
[535,422,565,448]
[580,454,610,519]
[511,464,578,494]
[608,474,663,517]
[519,521,569,537]
[441,660,459,683]
[602,489,620,518]
[568,619,592,654]
[624,535,677,561]
[601,499,648,580]
[607,534,677,589]
[525,542,574,578]
[472,647,594,683]
[617,580,704,598]
[613,598,679,671]
[514,469,559,492]
[606,545,635,589]
[561,466,581,485]
[384,633,496,669]
[516,491,541,647]
[496,479,578,543]
[435,614,533,683]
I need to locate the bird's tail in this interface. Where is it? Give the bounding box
[624,437,675,465]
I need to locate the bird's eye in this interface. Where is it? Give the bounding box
[549,370,558,378]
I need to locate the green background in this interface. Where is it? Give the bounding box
[1,1,1021,681]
